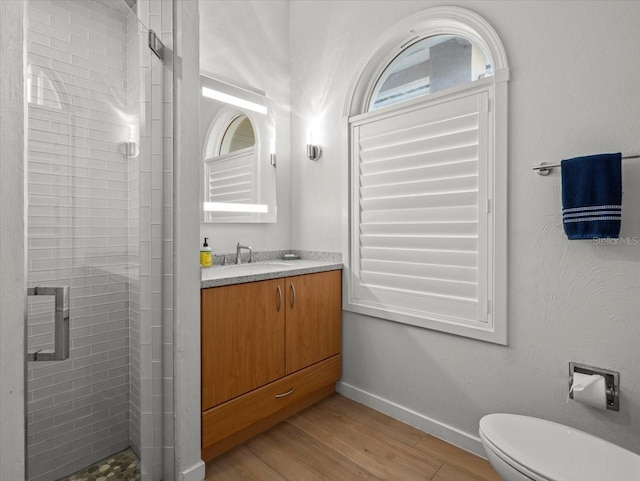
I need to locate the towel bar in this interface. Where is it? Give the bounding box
[533,154,640,176]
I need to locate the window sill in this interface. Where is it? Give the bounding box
[343,298,507,345]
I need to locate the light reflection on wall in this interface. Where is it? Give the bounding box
[26,64,62,109]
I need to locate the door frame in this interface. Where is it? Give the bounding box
[0,0,26,478]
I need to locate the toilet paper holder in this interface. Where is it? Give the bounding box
[569,362,619,412]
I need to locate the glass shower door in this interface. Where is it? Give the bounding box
[24,1,169,479]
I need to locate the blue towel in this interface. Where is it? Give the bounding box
[561,153,622,240]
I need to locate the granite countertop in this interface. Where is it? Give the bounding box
[201,259,343,288]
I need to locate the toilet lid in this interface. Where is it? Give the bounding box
[480,414,640,481]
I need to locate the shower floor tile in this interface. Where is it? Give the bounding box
[59,448,139,481]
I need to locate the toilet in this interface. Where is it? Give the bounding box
[479,413,640,481]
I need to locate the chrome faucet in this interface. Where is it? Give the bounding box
[236,242,254,264]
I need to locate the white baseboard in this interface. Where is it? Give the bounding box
[336,381,486,458]
[179,460,205,481]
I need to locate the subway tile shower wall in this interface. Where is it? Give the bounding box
[25,1,148,480]
[25,1,174,479]
[136,0,176,478]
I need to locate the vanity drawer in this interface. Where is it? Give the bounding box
[202,354,341,460]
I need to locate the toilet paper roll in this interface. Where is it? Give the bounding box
[571,372,607,410]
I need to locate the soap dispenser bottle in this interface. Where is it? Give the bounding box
[200,237,212,268]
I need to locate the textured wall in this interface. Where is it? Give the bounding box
[290,0,640,453]
[199,0,292,254]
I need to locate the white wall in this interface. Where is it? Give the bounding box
[290,0,640,453]
[173,0,206,480]
[199,0,291,254]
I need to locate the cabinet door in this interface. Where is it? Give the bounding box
[202,279,285,410]
[285,270,341,374]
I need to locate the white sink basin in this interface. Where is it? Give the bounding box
[219,261,291,273]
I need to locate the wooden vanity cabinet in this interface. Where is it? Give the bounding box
[285,269,342,374]
[201,269,342,461]
[201,278,285,411]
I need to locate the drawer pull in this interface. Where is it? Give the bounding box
[275,387,295,398]
[290,283,296,308]
[276,285,282,311]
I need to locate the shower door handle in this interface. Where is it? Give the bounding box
[27,286,70,361]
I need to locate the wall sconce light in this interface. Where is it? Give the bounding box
[270,138,277,167]
[306,128,322,161]
[122,140,138,158]
[121,126,139,159]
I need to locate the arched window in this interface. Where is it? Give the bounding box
[219,114,256,155]
[368,34,493,111]
[345,7,509,344]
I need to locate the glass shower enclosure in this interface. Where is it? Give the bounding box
[25,0,173,479]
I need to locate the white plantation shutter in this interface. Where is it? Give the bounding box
[205,147,255,203]
[349,87,492,329]
[204,147,255,220]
